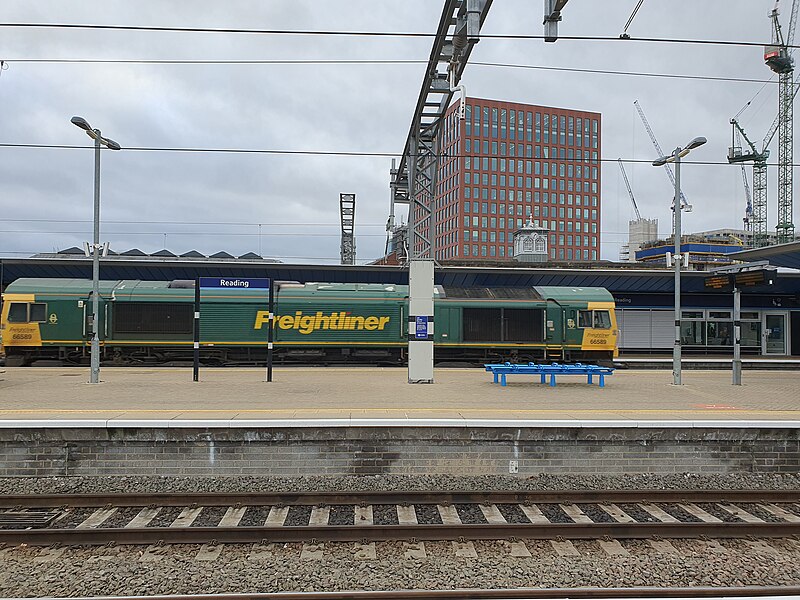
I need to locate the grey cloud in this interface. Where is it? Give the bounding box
[0,0,792,262]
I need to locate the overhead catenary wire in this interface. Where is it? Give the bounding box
[0,58,778,85]
[621,0,646,36]
[2,218,389,227]
[0,22,795,50]
[3,143,800,167]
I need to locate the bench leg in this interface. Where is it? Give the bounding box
[540,373,546,384]
[501,374,507,387]
[587,373,593,385]
[550,374,556,387]
[599,374,605,388]
[493,372,499,384]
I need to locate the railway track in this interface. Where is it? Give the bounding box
[28,589,800,600]
[1,490,799,547]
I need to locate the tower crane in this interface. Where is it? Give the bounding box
[765,0,798,243]
[634,100,690,218]
[729,0,799,248]
[617,158,641,220]
[728,119,767,245]
[739,161,754,235]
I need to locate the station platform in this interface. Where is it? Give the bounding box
[0,366,799,427]
[1,367,799,478]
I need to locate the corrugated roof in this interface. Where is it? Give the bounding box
[3,259,800,297]
[732,241,800,270]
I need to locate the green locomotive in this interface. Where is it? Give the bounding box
[1,278,618,366]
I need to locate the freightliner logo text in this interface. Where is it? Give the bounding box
[254,311,390,335]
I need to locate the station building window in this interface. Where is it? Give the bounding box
[707,311,733,346]
[740,312,761,347]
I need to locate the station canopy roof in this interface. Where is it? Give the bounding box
[3,254,800,296]
[731,240,800,270]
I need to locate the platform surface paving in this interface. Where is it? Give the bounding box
[1,367,799,427]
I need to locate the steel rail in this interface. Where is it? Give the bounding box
[1,489,797,508]
[46,587,800,600]
[2,521,800,547]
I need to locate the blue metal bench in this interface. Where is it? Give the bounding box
[485,362,614,387]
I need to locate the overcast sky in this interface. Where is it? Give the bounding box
[0,0,792,263]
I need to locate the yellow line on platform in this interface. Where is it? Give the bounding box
[0,408,799,415]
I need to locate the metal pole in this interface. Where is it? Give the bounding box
[193,279,200,382]
[673,147,682,386]
[90,133,101,384]
[733,285,742,385]
[266,284,274,382]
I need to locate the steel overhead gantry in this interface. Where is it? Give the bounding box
[389,0,492,262]
[390,0,569,383]
[390,0,492,384]
[339,193,356,265]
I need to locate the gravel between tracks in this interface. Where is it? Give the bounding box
[2,473,799,495]
[1,539,799,596]
[1,474,799,594]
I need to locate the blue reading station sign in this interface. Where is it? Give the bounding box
[414,315,429,340]
[199,277,270,290]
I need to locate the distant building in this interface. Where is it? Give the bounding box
[389,97,602,264]
[512,217,549,263]
[634,232,746,270]
[32,247,282,263]
[620,218,659,262]
[692,227,778,248]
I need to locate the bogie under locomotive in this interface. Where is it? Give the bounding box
[1,279,618,366]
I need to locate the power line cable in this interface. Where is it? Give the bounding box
[0,22,792,49]
[2,218,388,227]
[621,0,646,37]
[0,57,777,85]
[0,229,392,237]
[3,143,800,167]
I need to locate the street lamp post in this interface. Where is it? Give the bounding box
[71,116,121,384]
[652,136,706,386]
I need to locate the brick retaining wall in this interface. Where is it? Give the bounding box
[1,426,798,477]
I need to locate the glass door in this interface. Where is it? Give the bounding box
[762,313,788,355]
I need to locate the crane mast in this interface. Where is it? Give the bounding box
[633,100,689,213]
[617,158,641,220]
[728,119,769,246]
[765,0,798,243]
[740,163,754,235]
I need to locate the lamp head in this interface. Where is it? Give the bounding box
[652,156,668,167]
[104,138,121,151]
[686,136,707,150]
[70,116,92,131]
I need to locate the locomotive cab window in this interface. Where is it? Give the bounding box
[593,310,611,329]
[7,302,47,323]
[7,303,28,323]
[29,303,47,323]
[578,309,611,329]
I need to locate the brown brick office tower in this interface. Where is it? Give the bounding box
[432,98,601,262]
